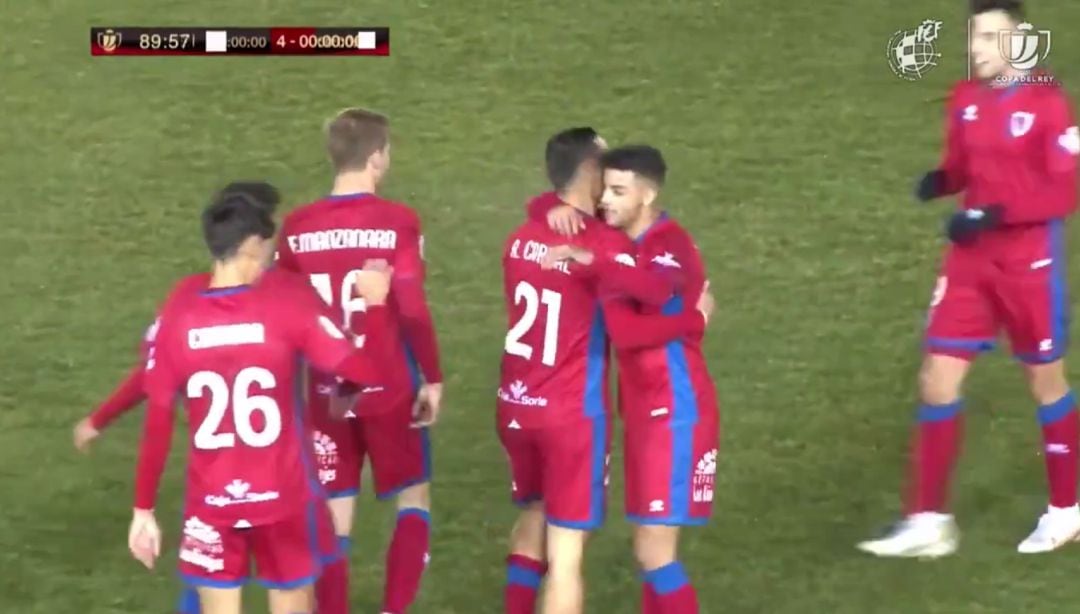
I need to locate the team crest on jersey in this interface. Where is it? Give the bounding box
[179,516,225,573]
[692,449,717,503]
[1010,111,1036,137]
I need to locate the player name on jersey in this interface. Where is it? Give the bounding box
[286,228,398,254]
[188,323,266,349]
[508,239,570,275]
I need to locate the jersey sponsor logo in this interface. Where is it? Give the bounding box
[312,431,339,486]
[497,379,549,407]
[651,252,681,269]
[204,479,281,508]
[1009,111,1036,138]
[1059,127,1080,156]
[188,323,265,350]
[286,228,398,254]
[692,449,717,503]
[508,239,570,274]
[179,516,225,573]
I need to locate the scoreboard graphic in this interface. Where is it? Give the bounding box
[91,27,390,56]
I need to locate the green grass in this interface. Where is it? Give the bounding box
[2,1,1080,612]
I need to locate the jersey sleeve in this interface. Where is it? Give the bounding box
[938,84,968,195]
[133,319,181,511]
[601,299,704,350]
[1000,88,1078,225]
[589,230,676,306]
[391,213,443,383]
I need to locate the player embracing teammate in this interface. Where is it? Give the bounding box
[859,0,1080,557]
[497,128,720,614]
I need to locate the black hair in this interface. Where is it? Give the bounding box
[970,0,1024,20]
[201,191,276,261]
[600,145,667,186]
[544,127,601,191]
[216,181,281,214]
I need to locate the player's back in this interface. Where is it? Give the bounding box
[619,216,716,418]
[499,218,614,428]
[278,194,417,405]
[155,273,324,527]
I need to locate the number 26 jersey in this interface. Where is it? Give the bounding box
[499,217,630,429]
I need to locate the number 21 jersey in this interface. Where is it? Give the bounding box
[499,217,626,428]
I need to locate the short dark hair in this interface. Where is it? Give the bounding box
[970,0,1024,20]
[201,191,276,261]
[544,127,601,191]
[600,145,667,186]
[326,108,390,172]
[216,181,281,214]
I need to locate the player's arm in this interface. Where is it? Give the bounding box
[86,365,145,430]
[917,86,968,201]
[132,334,180,514]
[999,90,1078,225]
[528,197,584,237]
[391,217,443,384]
[600,298,705,351]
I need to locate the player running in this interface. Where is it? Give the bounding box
[858,0,1080,558]
[546,145,719,613]
[499,128,700,614]
[275,108,441,614]
[128,192,397,614]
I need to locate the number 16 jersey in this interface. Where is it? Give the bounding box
[499,216,630,429]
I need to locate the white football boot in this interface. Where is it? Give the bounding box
[1016,504,1080,554]
[857,513,959,558]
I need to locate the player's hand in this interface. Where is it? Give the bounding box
[547,205,585,237]
[914,169,946,202]
[411,382,443,428]
[73,417,100,453]
[945,205,1002,245]
[542,245,594,270]
[128,508,161,570]
[696,281,715,325]
[356,259,393,305]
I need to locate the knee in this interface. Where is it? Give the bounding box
[632,526,678,571]
[1028,361,1071,405]
[918,356,968,405]
[510,504,546,559]
[396,482,430,511]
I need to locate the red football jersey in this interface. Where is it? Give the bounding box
[277,193,437,413]
[498,216,633,428]
[611,215,717,423]
[139,271,367,527]
[939,78,1078,225]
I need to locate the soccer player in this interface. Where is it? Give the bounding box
[127,193,397,614]
[275,108,441,614]
[546,145,719,613]
[499,129,700,614]
[858,0,1080,557]
[73,182,281,614]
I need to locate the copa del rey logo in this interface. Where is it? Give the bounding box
[497,380,548,407]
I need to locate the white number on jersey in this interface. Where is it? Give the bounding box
[310,271,367,347]
[189,367,282,450]
[504,281,562,367]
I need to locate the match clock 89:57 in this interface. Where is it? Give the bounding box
[139,32,197,50]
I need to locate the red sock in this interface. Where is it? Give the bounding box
[505,554,546,614]
[1039,392,1079,508]
[642,582,661,614]
[316,537,351,614]
[904,402,964,514]
[382,509,431,613]
[642,563,697,614]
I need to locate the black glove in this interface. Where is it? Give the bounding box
[915,170,947,202]
[945,205,1002,244]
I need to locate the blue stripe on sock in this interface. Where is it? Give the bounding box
[1038,391,1076,426]
[507,564,543,589]
[176,585,200,614]
[398,507,431,523]
[642,561,690,596]
[917,401,963,423]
